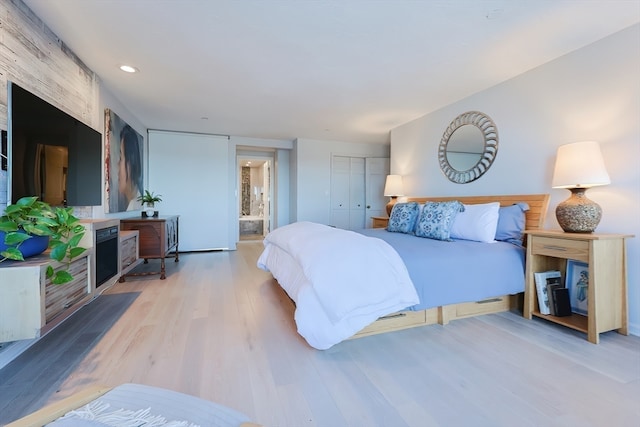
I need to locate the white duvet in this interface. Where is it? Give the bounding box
[257,222,419,349]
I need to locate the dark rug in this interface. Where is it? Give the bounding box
[0,292,139,425]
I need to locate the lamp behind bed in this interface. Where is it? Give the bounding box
[384,174,404,216]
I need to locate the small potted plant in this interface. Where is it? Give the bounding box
[137,190,162,217]
[0,196,87,284]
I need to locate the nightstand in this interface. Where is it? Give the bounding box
[371,216,389,229]
[523,229,633,344]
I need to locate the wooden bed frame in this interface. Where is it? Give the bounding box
[351,194,550,339]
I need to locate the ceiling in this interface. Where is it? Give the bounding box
[24,0,640,144]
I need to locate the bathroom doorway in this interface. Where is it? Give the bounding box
[237,155,272,242]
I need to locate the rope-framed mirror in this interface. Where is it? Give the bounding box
[438,111,498,184]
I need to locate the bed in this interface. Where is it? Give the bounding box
[258,194,549,349]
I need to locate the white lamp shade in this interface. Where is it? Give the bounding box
[384,175,404,196]
[551,141,611,189]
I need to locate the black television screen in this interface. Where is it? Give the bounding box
[9,82,102,206]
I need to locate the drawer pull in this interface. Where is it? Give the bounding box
[543,245,567,251]
[379,313,406,320]
[477,298,502,304]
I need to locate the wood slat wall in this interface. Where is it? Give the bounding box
[0,0,99,132]
[44,256,89,322]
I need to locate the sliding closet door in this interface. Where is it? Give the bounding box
[330,156,351,229]
[148,130,229,250]
[348,157,366,230]
[330,156,366,230]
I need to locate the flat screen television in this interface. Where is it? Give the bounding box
[9,82,102,206]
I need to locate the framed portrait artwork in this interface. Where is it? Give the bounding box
[566,260,589,316]
[104,109,144,213]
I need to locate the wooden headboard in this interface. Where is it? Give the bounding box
[406,194,550,231]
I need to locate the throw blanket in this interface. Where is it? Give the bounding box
[257,222,419,349]
[53,400,200,426]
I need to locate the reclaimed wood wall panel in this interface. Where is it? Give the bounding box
[0,0,99,132]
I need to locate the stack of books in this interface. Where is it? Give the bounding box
[534,270,571,316]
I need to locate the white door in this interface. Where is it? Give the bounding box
[365,157,390,225]
[330,156,377,230]
[330,156,351,229]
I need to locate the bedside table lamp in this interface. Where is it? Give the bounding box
[551,141,610,233]
[384,174,404,216]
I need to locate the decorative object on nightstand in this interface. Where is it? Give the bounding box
[565,259,589,315]
[551,141,610,233]
[384,174,404,216]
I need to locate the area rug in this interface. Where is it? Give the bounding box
[0,292,140,425]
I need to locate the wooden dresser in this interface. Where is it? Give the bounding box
[120,215,179,279]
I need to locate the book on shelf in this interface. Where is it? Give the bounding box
[552,287,572,317]
[534,270,561,315]
[546,280,563,316]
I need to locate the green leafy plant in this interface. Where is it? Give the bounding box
[0,196,87,284]
[137,190,163,205]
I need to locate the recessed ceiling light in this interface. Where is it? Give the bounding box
[119,65,139,73]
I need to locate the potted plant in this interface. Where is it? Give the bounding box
[137,190,162,216]
[0,196,87,284]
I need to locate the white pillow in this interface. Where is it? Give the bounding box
[450,202,500,243]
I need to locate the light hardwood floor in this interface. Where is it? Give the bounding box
[43,242,639,426]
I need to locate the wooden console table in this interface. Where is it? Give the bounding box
[120,215,179,280]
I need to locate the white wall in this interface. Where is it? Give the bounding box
[390,24,640,335]
[275,149,290,228]
[294,138,390,225]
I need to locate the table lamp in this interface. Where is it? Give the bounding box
[384,175,404,216]
[551,141,610,233]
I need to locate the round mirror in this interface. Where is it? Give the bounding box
[438,111,498,184]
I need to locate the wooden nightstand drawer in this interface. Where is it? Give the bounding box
[531,236,589,262]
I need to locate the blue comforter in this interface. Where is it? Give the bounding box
[356,228,526,310]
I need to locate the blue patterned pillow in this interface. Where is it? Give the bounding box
[415,201,465,241]
[387,202,420,234]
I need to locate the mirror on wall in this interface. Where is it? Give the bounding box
[438,111,498,184]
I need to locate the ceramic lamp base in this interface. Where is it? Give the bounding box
[386,197,398,216]
[555,187,602,233]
